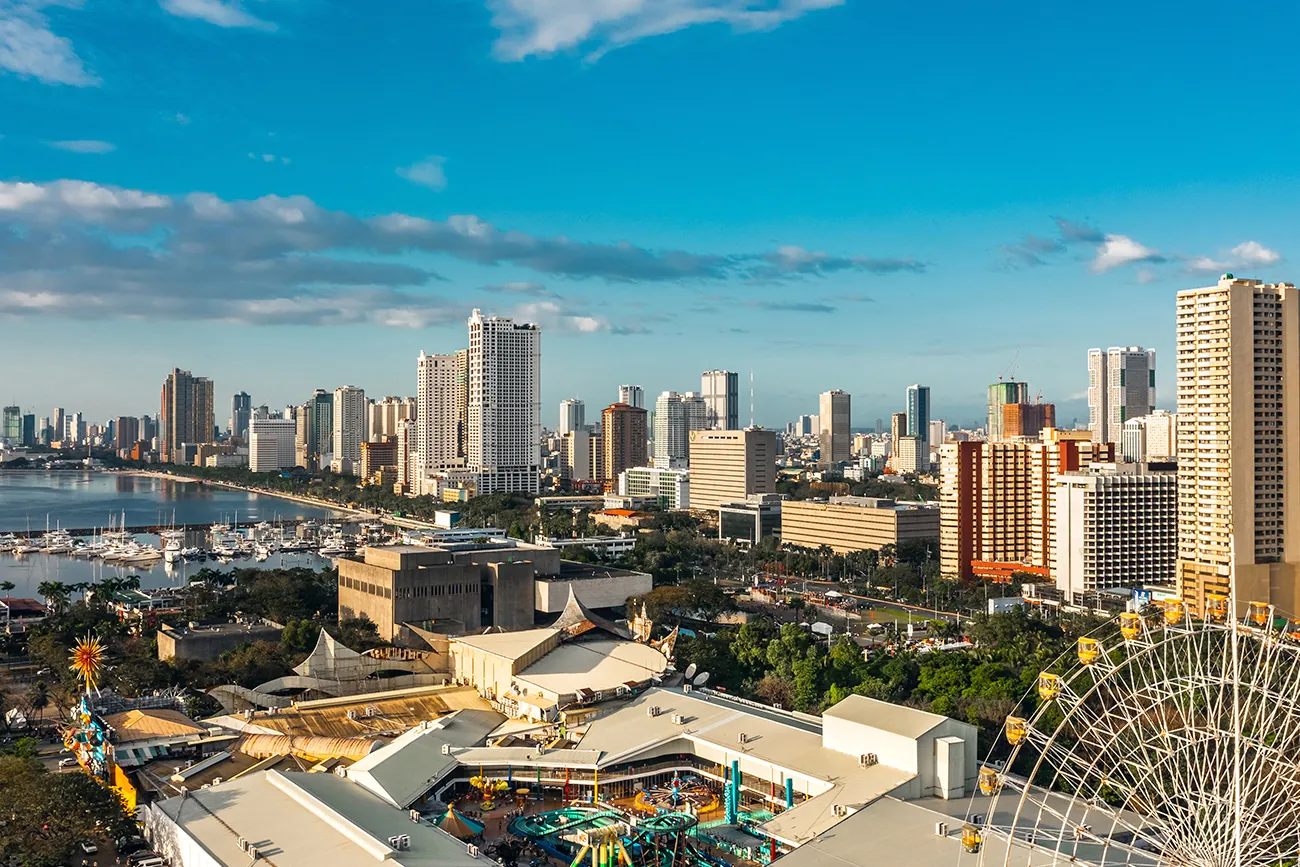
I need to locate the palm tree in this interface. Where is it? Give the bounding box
[37,581,69,614]
[0,580,13,600]
[27,681,49,729]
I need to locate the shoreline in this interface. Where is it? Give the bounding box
[101,469,438,529]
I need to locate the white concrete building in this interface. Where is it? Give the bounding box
[1087,346,1156,444]
[248,416,296,472]
[653,391,687,468]
[331,386,366,475]
[819,390,851,465]
[894,434,927,475]
[618,384,643,409]
[558,398,584,437]
[619,465,690,510]
[467,309,541,494]
[368,396,415,441]
[1053,463,1178,604]
[701,369,739,429]
[416,351,462,495]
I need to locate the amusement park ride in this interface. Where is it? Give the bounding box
[961,595,1300,867]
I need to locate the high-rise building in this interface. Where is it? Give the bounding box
[683,392,709,437]
[468,309,541,494]
[1176,276,1300,614]
[929,419,948,448]
[602,403,648,489]
[160,368,214,461]
[230,392,252,440]
[20,414,35,447]
[688,428,777,514]
[894,436,927,475]
[1088,346,1156,445]
[1122,411,1178,463]
[331,386,367,475]
[1086,345,1159,444]
[890,412,907,459]
[796,415,816,436]
[37,417,49,446]
[416,352,463,493]
[369,396,416,442]
[560,429,597,482]
[249,416,297,472]
[618,385,644,409]
[308,389,333,469]
[1000,402,1056,439]
[114,416,140,452]
[701,370,739,430]
[395,418,415,492]
[453,348,469,458]
[939,429,1114,581]
[819,390,850,466]
[1,406,19,445]
[653,391,687,469]
[1053,463,1178,604]
[52,408,64,446]
[906,385,931,453]
[619,466,690,510]
[986,381,1030,441]
[559,399,585,437]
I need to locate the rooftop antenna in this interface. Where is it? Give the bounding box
[749,368,755,429]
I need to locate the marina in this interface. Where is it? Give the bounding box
[0,471,362,596]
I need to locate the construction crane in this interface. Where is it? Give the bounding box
[997,351,1020,383]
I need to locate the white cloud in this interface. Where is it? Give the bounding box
[174,112,191,125]
[489,0,843,61]
[1231,240,1281,266]
[397,155,448,192]
[46,139,114,153]
[1091,234,1162,272]
[1185,240,1283,274]
[0,1,99,86]
[0,177,922,330]
[159,0,276,31]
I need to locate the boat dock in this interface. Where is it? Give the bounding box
[7,518,331,538]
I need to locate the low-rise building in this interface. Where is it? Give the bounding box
[158,621,284,662]
[719,494,782,545]
[781,497,939,554]
[533,535,638,558]
[618,465,690,510]
[533,561,653,613]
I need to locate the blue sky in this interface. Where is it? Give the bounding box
[1,0,1297,429]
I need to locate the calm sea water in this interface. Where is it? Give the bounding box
[0,471,345,597]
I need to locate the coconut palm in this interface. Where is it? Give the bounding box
[0,580,14,600]
[26,681,49,728]
[36,581,69,614]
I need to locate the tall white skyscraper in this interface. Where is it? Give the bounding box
[618,385,644,409]
[416,351,462,492]
[1176,276,1299,614]
[331,386,366,474]
[468,309,541,494]
[653,391,687,468]
[248,417,297,472]
[683,392,709,435]
[701,370,739,430]
[1088,346,1156,444]
[368,396,415,441]
[559,399,585,437]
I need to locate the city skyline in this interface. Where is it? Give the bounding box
[1,3,1293,425]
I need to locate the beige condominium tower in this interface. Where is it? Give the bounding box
[1176,275,1300,615]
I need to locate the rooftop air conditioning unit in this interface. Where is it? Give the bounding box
[647,706,660,717]
[333,766,348,777]
[738,733,748,745]
[249,847,259,860]
[347,709,358,720]
[365,705,378,717]
[212,777,222,785]
[410,810,421,823]
[467,844,480,857]
[398,835,410,850]
[683,684,692,694]
[442,743,452,755]
[238,837,248,851]
[832,804,846,817]
[935,822,948,837]
[859,753,878,767]
[671,714,684,725]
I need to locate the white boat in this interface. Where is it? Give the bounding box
[118,549,163,565]
[12,542,40,555]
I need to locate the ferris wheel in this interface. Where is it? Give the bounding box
[963,598,1300,867]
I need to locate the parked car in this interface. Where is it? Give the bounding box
[58,757,77,768]
[79,841,98,854]
[115,834,148,854]
[125,851,164,866]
